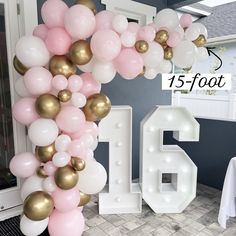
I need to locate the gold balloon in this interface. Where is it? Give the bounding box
[75,0,97,14]
[35,143,56,163]
[193,34,207,47]
[58,89,72,103]
[54,165,78,190]
[135,40,149,53]
[83,94,111,121]
[23,191,54,221]
[71,157,86,171]
[164,47,173,60]
[13,56,28,75]
[36,166,48,178]
[155,30,169,45]
[35,94,61,119]
[78,192,91,207]
[139,66,146,76]
[49,55,77,78]
[69,40,93,65]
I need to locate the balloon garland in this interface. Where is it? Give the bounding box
[10,0,208,235]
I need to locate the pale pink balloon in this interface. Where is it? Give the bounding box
[95,10,114,31]
[52,187,80,212]
[180,14,192,28]
[83,148,94,160]
[91,30,121,62]
[44,161,57,176]
[45,27,72,55]
[64,5,96,39]
[33,24,49,40]
[114,48,144,80]
[10,152,40,178]
[24,67,52,95]
[12,97,39,125]
[127,22,140,34]
[138,26,156,42]
[68,75,83,92]
[41,0,68,28]
[148,22,157,31]
[52,75,68,90]
[79,73,101,97]
[56,106,86,133]
[48,208,85,236]
[167,31,181,47]
[67,139,85,157]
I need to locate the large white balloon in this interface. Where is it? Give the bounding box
[79,134,94,148]
[28,119,59,146]
[15,36,50,68]
[77,160,107,194]
[112,14,128,34]
[185,23,200,41]
[120,31,136,47]
[77,57,95,73]
[157,60,173,73]
[144,68,159,80]
[14,77,31,97]
[194,23,208,38]
[196,47,209,61]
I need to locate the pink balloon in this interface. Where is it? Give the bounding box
[45,27,72,55]
[44,161,57,176]
[33,24,49,40]
[180,14,192,28]
[67,139,85,157]
[79,73,101,97]
[167,31,181,47]
[148,22,157,31]
[48,208,84,236]
[95,10,114,31]
[12,97,39,125]
[41,0,68,28]
[127,22,140,34]
[91,30,121,62]
[52,187,80,212]
[10,152,40,178]
[68,75,83,92]
[83,148,94,160]
[138,26,156,42]
[52,75,68,91]
[56,106,86,133]
[24,67,52,95]
[64,5,96,39]
[114,48,144,80]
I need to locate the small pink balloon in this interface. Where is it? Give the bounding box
[138,26,156,42]
[167,31,181,47]
[12,97,39,125]
[91,29,121,62]
[10,152,40,178]
[67,139,85,157]
[41,0,68,28]
[79,73,101,98]
[48,208,84,236]
[95,10,114,31]
[44,161,57,176]
[45,27,72,55]
[33,24,49,40]
[52,75,68,90]
[24,67,52,95]
[180,14,192,28]
[56,106,86,133]
[114,48,144,80]
[68,75,83,92]
[127,22,140,34]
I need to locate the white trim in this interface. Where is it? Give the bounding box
[207,34,236,45]
[0,205,22,221]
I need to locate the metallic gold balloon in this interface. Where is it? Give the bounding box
[193,34,207,47]
[135,40,149,54]
[155,30,169,45]
[139,66,146,76]
[78,192,91,207]
[75,0,97,14]
[49,55,77,78]
[71,157,86,171]
[83,94,111,121]
[164,47,173,60]
[35,94,61,119]
[54,165,78,190]
[23,191,54,221]
[13,56,28,75]
[69,40,93,65]
[36,166,48,178]
[35,143,56,163]
[58,89,72,103]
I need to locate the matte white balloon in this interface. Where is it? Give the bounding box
[91,138,98,151]
[77,57,95,73]
[175,26,185,40]
[71,92,87,108]
[43,176,57,192]
[52,152,71,167]
[15,77,31,97]
[196,47,209,61]
[79,134,94,148]
[112,14,128,34]
[120,31,136,47]
[157,60,172,73]
[185,23,200,41]
[55,134,71,152]
[144,68,159,80]
[194,23,208,38]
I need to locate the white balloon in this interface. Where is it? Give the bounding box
[185,23,200,41]
[91,138,98,151]
[175,26,185,40]
[194,23,208,38]
[120,31,136,47]
[14,77,31,97]
[52,152,71,167]
[144,68,159,80]
[196,47,209,61]
[77,160,107,194]
[28,119,59,146]
[20,215,49,236]
[71,92,87,108]
[77,56,95,73]
[55,134,71,152]
[157,60,172,73]
[43,176,57,193]
[15,36,50,68]
[79,134,94,148]
[112,14,128,34]
[154,8,179,30]
[143,42,164,68]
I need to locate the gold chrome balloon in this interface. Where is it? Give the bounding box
[58,89,72,103]
[49,55,77,78]
[69,40,93,65]
[75,0,97,14]
[13,56,28,75]
[23,191,54,221]
[36,166,48,178]
[35,94,61,119]
[155,30,169,45]
[139,66,146,76]
[193,34,207,47]
[35,143,56,163]
[54,165,78,190]
[78,192,91,207]
[164,47,173,60]
[83,94,111,121]
[135,40,149,53]
[71,157,86,171]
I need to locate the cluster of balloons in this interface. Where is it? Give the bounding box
[10,0,208,236]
